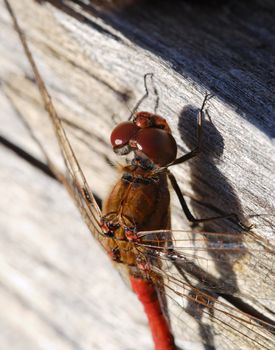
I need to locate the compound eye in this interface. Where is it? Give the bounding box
[135,128,177,166]
[110,122,139,150]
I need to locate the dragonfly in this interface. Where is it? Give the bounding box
[5,1,275,349]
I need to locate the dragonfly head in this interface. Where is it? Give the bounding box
[110,112,177,167]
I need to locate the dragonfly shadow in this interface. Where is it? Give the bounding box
[176,105,247,349]
[178,105,247,231]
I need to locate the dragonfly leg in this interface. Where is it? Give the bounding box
[170,93,213,167]
[168,171,252,231]
[128,73,159,120]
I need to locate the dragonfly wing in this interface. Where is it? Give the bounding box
[135,228,275,348]
[147,259,275,350]
[136,229,275,299]
[5,0,104,241]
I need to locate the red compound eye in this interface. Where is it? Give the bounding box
[135,128,177,166]
[110,122,139,149]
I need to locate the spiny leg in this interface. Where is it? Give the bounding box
[128,73,159,120]
[168,171,252,231]
[170,93,213,166]
[151,74,160,114]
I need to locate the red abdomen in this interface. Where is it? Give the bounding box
[130,276,175,350]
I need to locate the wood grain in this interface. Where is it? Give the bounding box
[0,0,274,349]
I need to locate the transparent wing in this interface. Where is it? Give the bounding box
[162,274,274,350]
[135,229,275,298]
[131,229,275,349]
[4,0,104,242]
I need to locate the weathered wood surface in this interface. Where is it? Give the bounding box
[0,0,274,349]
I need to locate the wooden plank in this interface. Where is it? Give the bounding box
[0,144,159,350]
[0,0,274,349]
